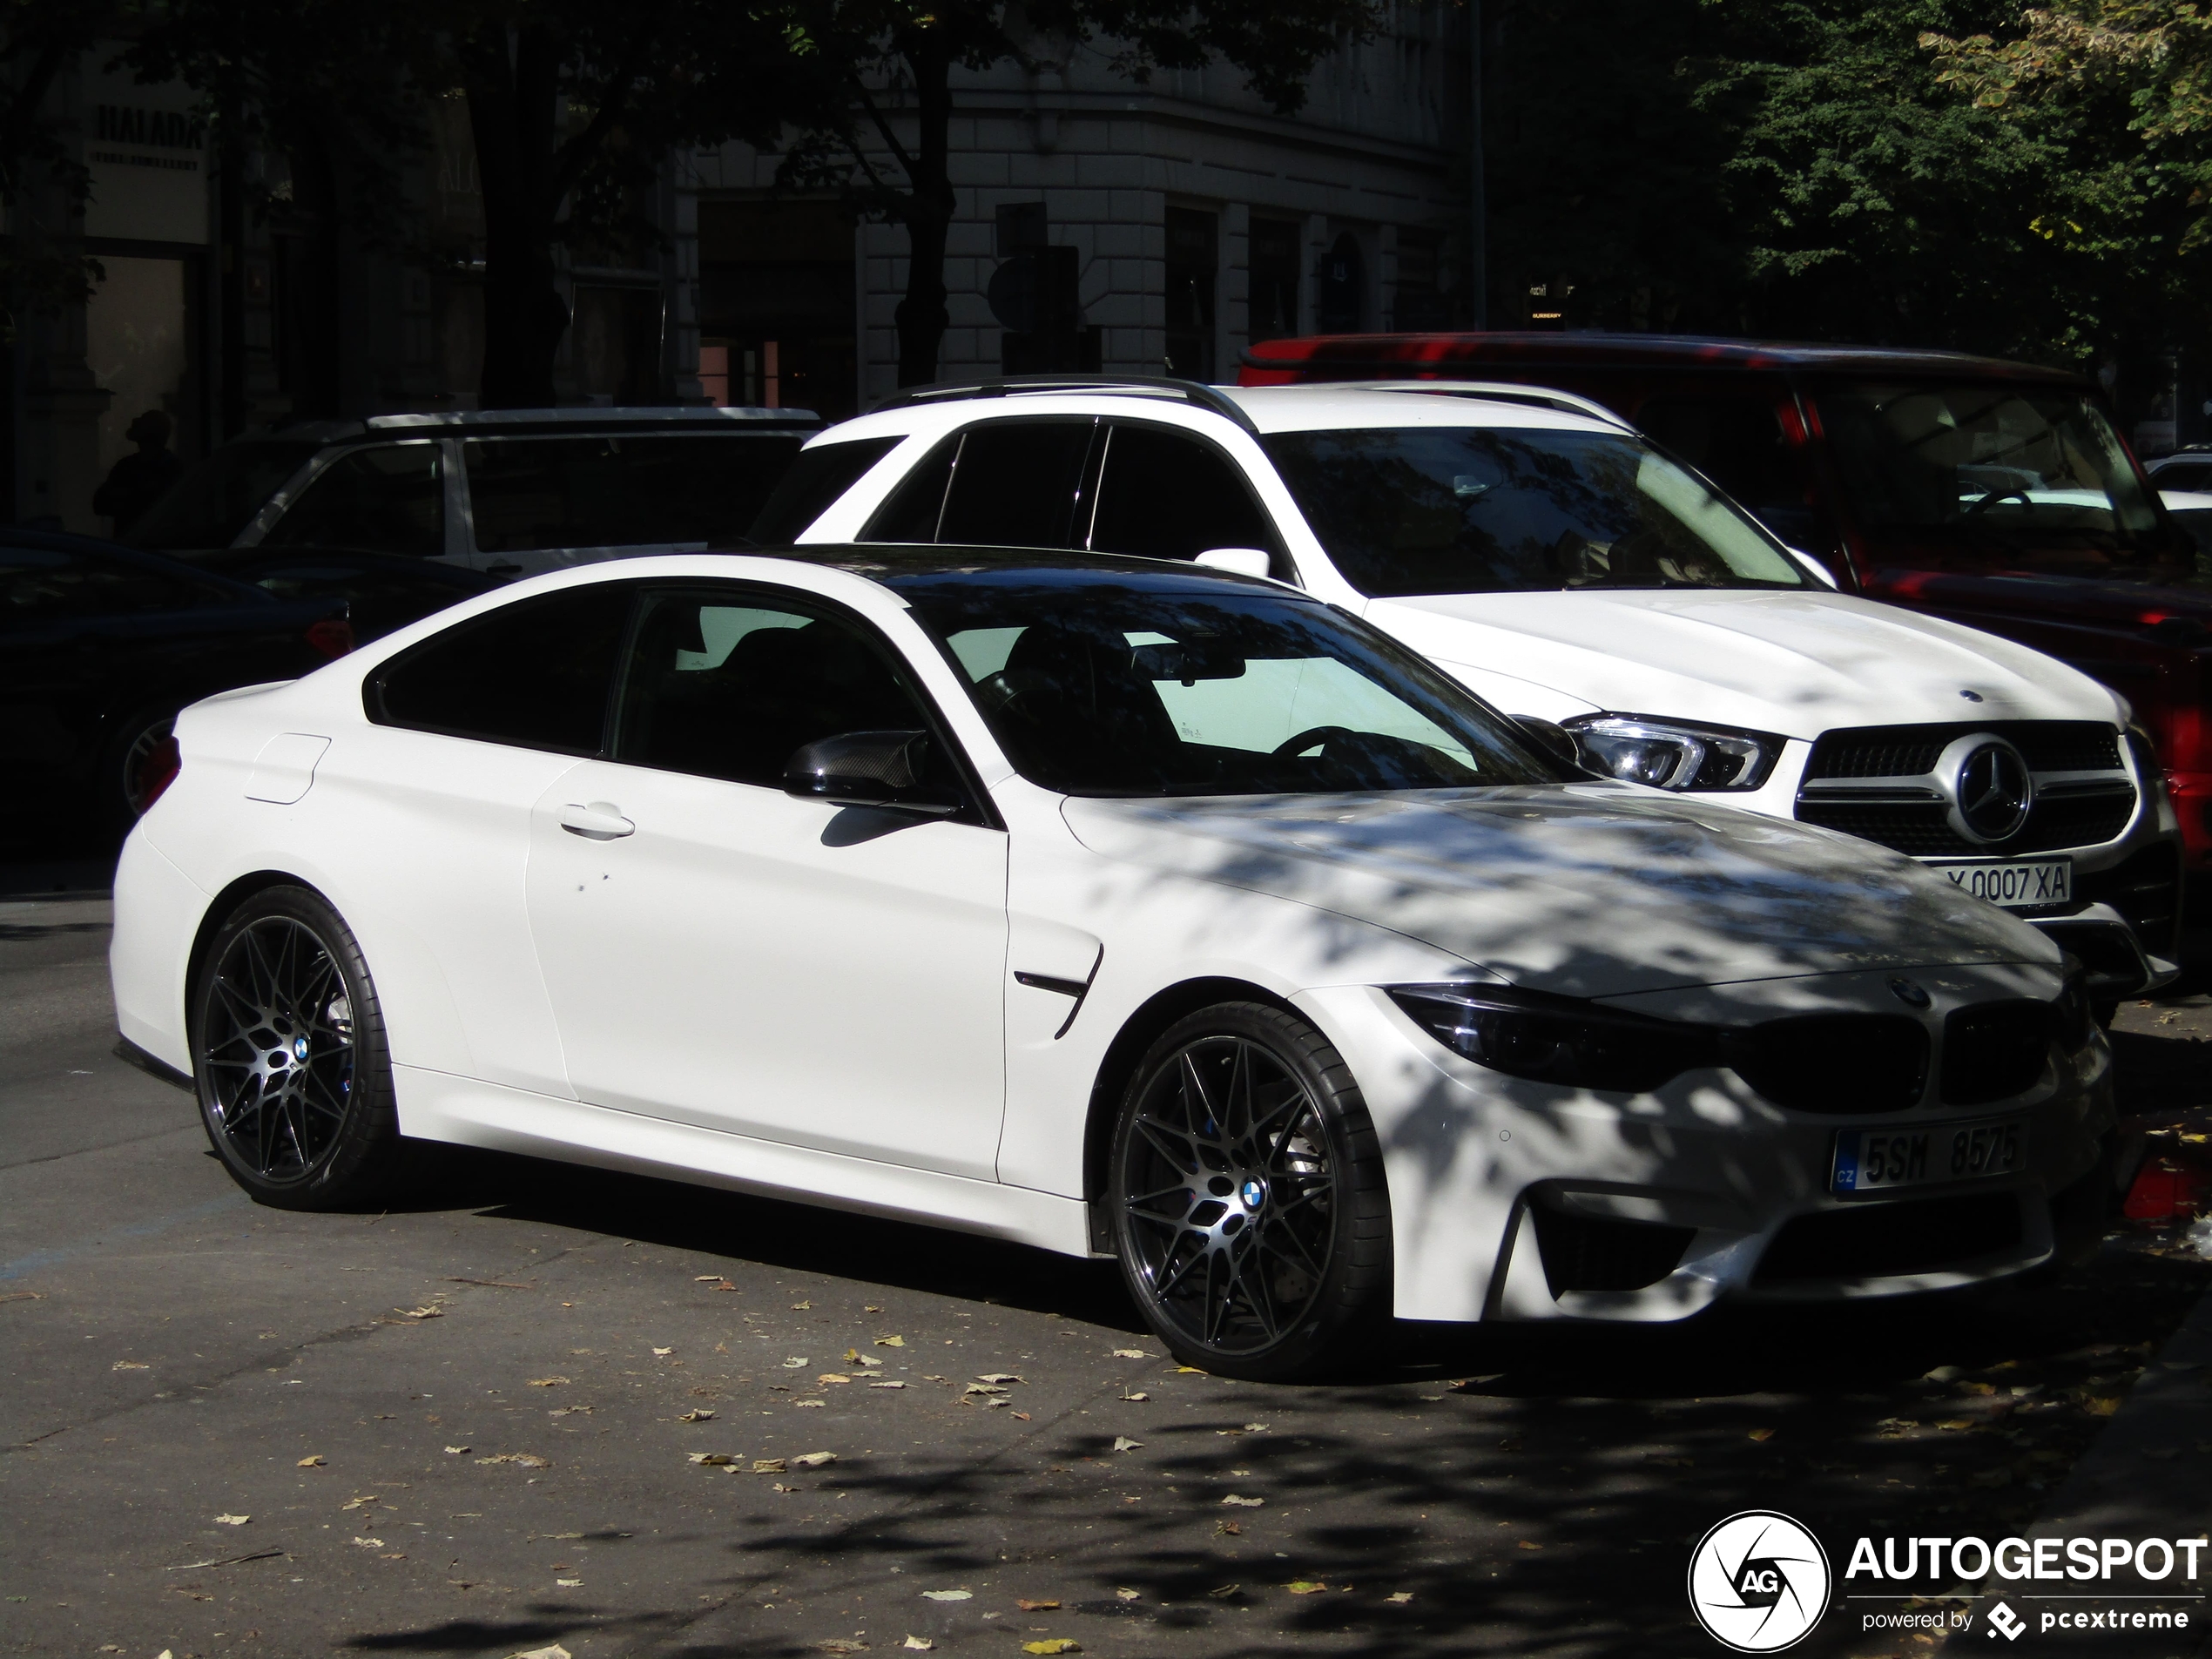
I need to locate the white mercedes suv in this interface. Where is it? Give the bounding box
[758,376,2186,1002]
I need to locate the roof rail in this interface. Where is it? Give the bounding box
[867,374,1260,436]
[1302,379,1637,433]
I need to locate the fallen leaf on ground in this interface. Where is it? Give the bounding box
[796,1399,826,1408]
[783,1358,809,1369]
[529,1377,569,1387]
[112,1360,150,1371]
[1022,1642,1080,1656]
[443,1446,470,1454]
[341,1495,377,1511]
[965,1383,1008,1396]
[506,1647,572,1659]
[902,1638,934,1651]
[1120,1392,1149,1403]
[212,1514,249,1526]
[2084,1397,2123,1417]
[395,1305,442,1320]
[921,1589,973,1602]
[693,1275,725,1283]
[1517,1541,1543,1550]
[651,1346,673,1357]
[752,1458,788,1473]
[1747,1427,1775,1442]
[1214,1521,1241,1536]
[1174,1366,1206,1374]
[476,1453,551,1468]
[1937,1419,1978,1431]
[689,1453,739,1466]
[870,1380,907,1389]
[1016,1599,1061,1610]
[353,1536,385,1548]
[976,1372,1022,1385]
[1112,1349,1148,1359]
[1386,1591,1413,1603]
[1207,1583,1240,1599]
[1012,1411,1031,1420]
[846,1350,885,1368]
[1112,1436,1143,1452]
[297,1455,325,1467]
[556,1577,582,1587]
[791,1300,813,1310]
[819,1373,853,1385]
[678,1409,715,1422]
[548,1405,592,1417]
[1116,1587,1140,1601]
[1285,1581,1327,1595]
[1221,1494,1263,1507]
[875,1335,905,1347]
[792,1451,838,1467]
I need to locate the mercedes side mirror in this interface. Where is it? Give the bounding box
[1511,715,1584,772]
[783,730,961,815]
[1192,547,1274,580]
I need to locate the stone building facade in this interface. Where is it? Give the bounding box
[10,7,1467,531]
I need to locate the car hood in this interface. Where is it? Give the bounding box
[1364,587,2122,738]
[1061,786,2054,999]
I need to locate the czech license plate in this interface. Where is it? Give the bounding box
[1929,856,2072,909]
[1831,1118,2027,1195]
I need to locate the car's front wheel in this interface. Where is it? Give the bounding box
[1109,1001,1391,1381]
[192,886,406,1210]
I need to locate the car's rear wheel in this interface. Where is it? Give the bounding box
[1109,1001,1391,1381]
[192,886,405,1210]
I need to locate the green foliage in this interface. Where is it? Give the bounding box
[1487,0,2209,379]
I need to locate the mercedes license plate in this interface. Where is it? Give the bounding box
[1929,856,2072,909]
[1831,1118,2027,1195]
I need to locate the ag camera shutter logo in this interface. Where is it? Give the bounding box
[1689,1511,1833,1651]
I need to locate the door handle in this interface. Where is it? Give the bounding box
[559,800,634,840]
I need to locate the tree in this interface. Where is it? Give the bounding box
[1,0,118,332]
[138,0,842,408]
[785,0,1379,388]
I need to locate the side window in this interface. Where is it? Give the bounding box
[369,586,632,753]
[611,587,955,791]
[465,435,805,553]
[862,435,960,543]
[934,421,1096,549]
[263,444,445,556]
[1086,422,1277,562]
[1634,396,1826,550]
[749,436,901,544]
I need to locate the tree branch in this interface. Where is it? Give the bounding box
[550,8,666,203]
[852,76,918,179]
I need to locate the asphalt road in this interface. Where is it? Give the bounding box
[3,888,2209,1659]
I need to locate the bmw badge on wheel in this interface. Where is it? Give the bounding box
[1688,1511,1832,1652]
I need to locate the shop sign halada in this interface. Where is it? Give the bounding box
[83,63,209,245]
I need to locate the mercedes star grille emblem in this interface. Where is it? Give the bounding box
[1946,738,2033,845]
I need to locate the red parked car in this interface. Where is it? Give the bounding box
[1242,333,2210,936]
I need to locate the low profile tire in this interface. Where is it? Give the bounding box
[191,886,404,1210]
[1109,1001,1392,1382]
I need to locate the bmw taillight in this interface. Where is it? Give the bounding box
[305,617,354,659]
[136,735,182,813]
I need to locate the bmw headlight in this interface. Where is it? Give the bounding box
[1562,714,1784,792]
[1386,982,1716,1093]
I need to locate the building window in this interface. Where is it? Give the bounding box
[1317,233,1365,334]
[1393,230,1451,330]
[1164,207,1217,381]
[1249,218,1301,343]
[698,199,857,421]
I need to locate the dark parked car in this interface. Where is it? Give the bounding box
[126,407,820,581]
[192,547,501,644]
[1243,333,2210,943]
[1,528,352,837]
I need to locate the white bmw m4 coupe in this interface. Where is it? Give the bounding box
[111,548,2116,1379]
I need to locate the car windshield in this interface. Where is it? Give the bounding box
[1817,383,2161,549]
[129,440,320,552]
[895,573,1565,797]
[1262,426,1810,598]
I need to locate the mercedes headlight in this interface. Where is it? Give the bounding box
[1562,714,1784,792]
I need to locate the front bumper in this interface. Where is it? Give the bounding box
[1300,964,2115,1325]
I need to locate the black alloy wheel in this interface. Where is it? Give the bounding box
[192,886,406,1209]
[1109,1001,1391,1381]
